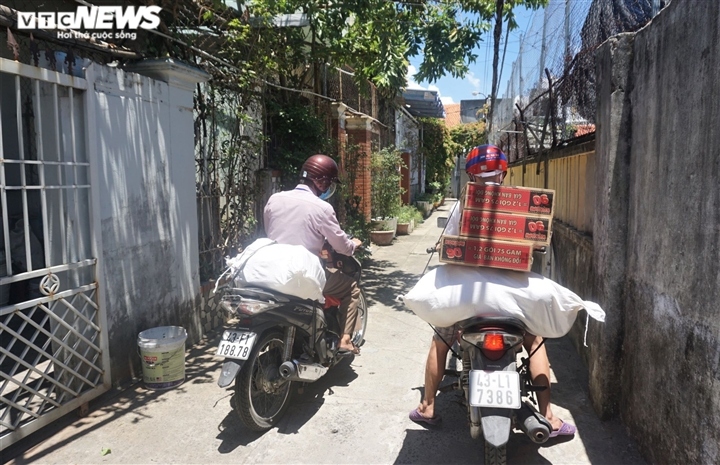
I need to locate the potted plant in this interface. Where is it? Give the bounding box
[369,227,395,246]
[370,147,405,238]
[396,205,417,235]
[414,192,434,218]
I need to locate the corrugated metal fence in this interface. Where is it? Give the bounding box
[506,139,594,235]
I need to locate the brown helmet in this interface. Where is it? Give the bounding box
[300,154,340,183]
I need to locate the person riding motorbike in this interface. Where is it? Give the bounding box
[263,154,363,355]
[409,144,576,438]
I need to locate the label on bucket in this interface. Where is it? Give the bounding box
[141,346,185,389]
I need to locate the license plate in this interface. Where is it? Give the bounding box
[468,370,521,409]
[215,330,257,360]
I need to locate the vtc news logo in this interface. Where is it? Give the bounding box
[17,5,162,41]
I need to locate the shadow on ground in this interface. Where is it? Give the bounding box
[362,258,427,313]
[215,355,359,454]
[395,374,553,465]
[4,334,225,465]
[542,336,647,464]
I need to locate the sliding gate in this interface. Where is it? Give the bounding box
[0,58,109,448]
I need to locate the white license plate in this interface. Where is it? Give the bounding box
[468,370,521,409]
[216,330,257,360]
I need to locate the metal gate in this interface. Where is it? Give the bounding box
[0,58,109,449]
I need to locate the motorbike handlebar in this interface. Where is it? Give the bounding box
[426,247,436,254]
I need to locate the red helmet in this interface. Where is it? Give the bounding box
[300,154,340,183]
[465,145,508,176]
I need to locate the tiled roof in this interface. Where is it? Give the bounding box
[444,103,461,128]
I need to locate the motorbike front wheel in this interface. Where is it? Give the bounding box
[235,331,292,431]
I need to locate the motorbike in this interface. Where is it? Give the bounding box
[426,246,552,465]
[214,243,368,432]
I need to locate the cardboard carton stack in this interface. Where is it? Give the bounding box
[439,183,556,272]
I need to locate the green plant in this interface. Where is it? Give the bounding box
[429,181,442,193]
[415,192,433,202]
[370,146,406,219]
[397,204,424,225]
[397,205,416,223]
[412,205,424,224]
[420,118,456,194]
[449,121,487,157]
[266,98,331,190]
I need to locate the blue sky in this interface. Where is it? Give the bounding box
[406,6,538,105]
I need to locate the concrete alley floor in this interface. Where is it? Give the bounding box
[4,200,647,465]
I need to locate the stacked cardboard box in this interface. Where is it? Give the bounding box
[439,183,556,272]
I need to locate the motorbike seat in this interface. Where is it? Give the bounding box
[230,286,320,308]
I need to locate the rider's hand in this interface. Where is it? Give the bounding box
[351,238,363,249]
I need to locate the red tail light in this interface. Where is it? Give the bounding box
[483,334,505,351]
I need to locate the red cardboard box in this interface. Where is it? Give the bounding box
[439,235,534,272]
[463,183,555,217]
[459,210,552,245]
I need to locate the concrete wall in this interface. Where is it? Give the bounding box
[86,62,207,384]
[395,108,421,202]
[591,2,720,463]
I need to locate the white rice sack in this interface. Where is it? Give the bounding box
[228,238,326,302]
[400,265,604,338]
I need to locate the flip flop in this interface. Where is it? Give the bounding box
[549,420,577,438]
[409,408,441,426]
[338,343,360,356]
[337,349,360,356]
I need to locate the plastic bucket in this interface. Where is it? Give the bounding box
[137,326,187,390]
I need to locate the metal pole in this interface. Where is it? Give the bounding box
[539,6,548,89]
[518,33,524,104]
[563,0,571,138]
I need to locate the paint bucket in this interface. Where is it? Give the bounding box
[137,326,187,390]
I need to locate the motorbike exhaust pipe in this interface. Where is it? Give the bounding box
[279,360,328,382]
[279,361,297,379]
[517,402,552,444]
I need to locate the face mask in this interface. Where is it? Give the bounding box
[319,183,337,200]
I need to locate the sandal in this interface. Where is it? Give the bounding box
[409,408,441,426]
[549,420,577,438]
[338,342,360,356]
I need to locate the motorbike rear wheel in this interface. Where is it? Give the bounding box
[351,289,369,348]
[484,441,507,465]
[235,331,292,431]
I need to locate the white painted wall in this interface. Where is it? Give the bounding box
[85,62,207,383]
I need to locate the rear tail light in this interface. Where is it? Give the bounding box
[462,331,523,361]
[483,334,505,351]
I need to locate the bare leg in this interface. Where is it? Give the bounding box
[416,337,451,419]
[324,269,360,353]
[523,333,563,430]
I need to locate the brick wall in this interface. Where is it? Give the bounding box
[346,116,373,220]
